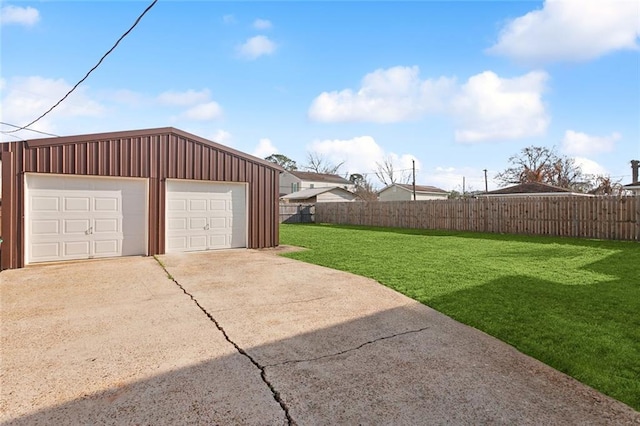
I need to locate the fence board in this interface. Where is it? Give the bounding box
[314,196,639,241]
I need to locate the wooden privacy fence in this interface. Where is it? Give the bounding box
[279,203,315,223]
[315,196,640,241]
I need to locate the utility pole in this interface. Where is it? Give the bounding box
[412,159,416,201]
[462,176,466,197]
[483,169,488,193]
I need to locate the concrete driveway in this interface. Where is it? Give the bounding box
[1,250,638,425]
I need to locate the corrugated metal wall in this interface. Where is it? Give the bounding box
[1,128,280,270]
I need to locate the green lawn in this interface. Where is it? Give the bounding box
[279,224,640,411]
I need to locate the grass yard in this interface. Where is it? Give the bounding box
[279,224,640,411]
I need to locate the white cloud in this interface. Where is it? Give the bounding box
[1,76,104,138]
[179,101,222,121]
[487,0,640,63]
[237,35,277,60]
[309,136,385,173]
[451,70,549,143]
[157,89,211,106]
[561,130,620,156]
[308,66,455,123]
[253,138,277,158]
[157,89,223,121]
[573,157,608,176]
[1,5,40,26]
[211,129,231,144]
[253,18,272,30]
[308,135,420,187]
[309,66,549,143]
[222,14,236,24]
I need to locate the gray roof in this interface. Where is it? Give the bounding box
[380,183,448,194]
[281,187,355,200]
[287,171,351,184]
[485,182,571,195]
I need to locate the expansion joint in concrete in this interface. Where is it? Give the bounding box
[267,326,431,367]
[154,257,294,426]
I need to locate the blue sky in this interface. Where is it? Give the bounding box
[1,0,639,190]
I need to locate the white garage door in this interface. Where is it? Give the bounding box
[25,174,148,264]
[165,180,247,253]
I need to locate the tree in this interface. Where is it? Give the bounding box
[495,146,590,191]
[304,152,344,174]
[349,173,378,201]
[374,156,411,187]
[264,154,298,171]
[590,175,626,196]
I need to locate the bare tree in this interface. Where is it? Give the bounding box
[374,156,411,186]
[304,152,344,174]
[590,175,626,196]
[264,153,298,171]
[496,146,591,191]
[349,173,378,201]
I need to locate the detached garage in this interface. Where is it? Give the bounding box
[1,127,281,270]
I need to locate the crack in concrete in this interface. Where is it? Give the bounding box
[266,326,431,368]
[154,257,294,426]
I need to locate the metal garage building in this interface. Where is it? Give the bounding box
[0,127,281,270]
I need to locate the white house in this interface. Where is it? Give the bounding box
[378,183,449,201]
[279,171,354,196]
[280,187,358,203]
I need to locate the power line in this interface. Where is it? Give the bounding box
[0,122,59,137]
[3,0,158,135]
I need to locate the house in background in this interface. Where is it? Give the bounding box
[378,183,449,201]
[279,171,354,196]
[280,187,358,203]
[623,160,640,196]
[480,182,592,197]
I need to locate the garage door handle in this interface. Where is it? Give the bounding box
[204,224,210,230]
[85,227,93,235]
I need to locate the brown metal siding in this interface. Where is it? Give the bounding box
[0,128,280,270]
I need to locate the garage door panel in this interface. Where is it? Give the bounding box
[189,199,208,211]
[167,236,187,251]
[31,242,61,260]
[167,218,188,231]
[26,174,147,264]
[208,234,227,249]
[168,199,187,211]
[94,197,119,212]
[94,218,119,233]
[64,197,91,212]
[166,180,246,253]
[64,219,90,234]
[209,217,227,229]
[94,240,119,256]
[209,200,226,210]
[31,220,60,235]
[64,241,91,257]
[188,217,207,230]
[32,197,59,212]
[189,235,208,249]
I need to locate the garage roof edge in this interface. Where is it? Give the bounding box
[23,127,283,171]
